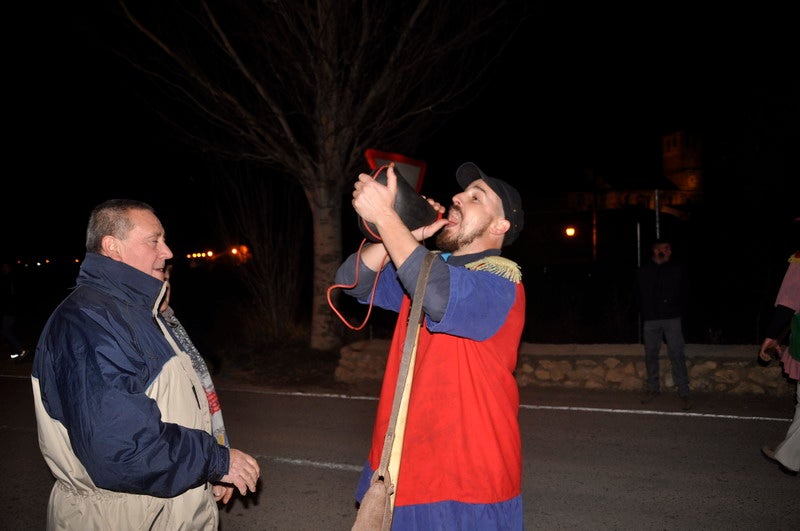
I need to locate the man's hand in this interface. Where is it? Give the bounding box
[352,166,399,225]
[220,448,261,497]
[212,484,235,504]
[758,337,781,363]
[353,165,449,268]
[354,166,448,240]
[411,197,448,242]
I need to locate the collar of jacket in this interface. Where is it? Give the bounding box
[442,248,502,267]
[77,253,165,312]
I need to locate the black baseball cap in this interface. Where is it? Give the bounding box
[456,162,524,246]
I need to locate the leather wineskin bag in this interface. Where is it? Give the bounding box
[358,166,441,242]
[351,469,394,531]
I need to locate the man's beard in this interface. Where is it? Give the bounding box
[435,222,487,253]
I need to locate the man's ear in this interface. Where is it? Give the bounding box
[491,218,511,238]
[101,235,121,259]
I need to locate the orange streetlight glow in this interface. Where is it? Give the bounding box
[184,245,250,263]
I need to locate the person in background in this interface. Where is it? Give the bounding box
[1,260,28,361]
[757,248,800,475]
[336,162,526,529]
[31,199,260,529]
[637,237,692,410]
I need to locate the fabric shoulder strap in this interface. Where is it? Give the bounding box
[377,250,437,480]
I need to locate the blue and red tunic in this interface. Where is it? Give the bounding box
[351,249,526,529]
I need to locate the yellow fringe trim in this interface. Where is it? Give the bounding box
[465,256,522,283]
[789,251,800,264]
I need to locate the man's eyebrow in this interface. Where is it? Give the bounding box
[468,183,490,197]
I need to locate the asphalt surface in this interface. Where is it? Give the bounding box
[2,356,797,530]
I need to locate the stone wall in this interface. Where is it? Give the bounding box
[335,341,796,397]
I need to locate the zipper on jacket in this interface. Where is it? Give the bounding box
[191,384,201,409]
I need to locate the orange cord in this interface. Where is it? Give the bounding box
[326,237,388,330]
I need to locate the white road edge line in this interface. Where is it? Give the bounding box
[519,404,790,422]
[257,456,362,472]
[215,386,791,423]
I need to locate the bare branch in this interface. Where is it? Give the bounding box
[106,0,529,350]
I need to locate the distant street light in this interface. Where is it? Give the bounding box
[564,226,577,237]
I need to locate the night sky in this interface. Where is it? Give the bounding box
[6,2,796,263]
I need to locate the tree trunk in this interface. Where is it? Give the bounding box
[308,186,343,351]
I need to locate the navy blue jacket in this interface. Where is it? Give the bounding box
[32,253,228,501]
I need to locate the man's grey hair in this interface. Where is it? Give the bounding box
[86,199,155,253]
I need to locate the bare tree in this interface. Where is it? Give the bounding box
[108,0,526,350]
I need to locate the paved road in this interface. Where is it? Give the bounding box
[2,359,797,530]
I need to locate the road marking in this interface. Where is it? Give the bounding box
[256,455,362,472]
[8,373,793,424]
[216,387,791,423]
[216,385,379,401]
[520,404,790,422]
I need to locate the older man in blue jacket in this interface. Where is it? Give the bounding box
[31,199,260,530]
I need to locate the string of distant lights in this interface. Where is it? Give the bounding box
[11,245,251,269]
[185,245,250,262]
